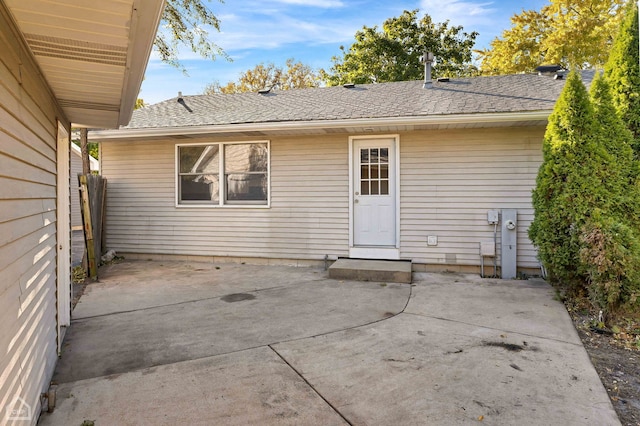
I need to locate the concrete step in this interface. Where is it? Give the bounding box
[329,258,412,283]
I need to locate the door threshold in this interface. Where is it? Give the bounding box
[349,246,400,260]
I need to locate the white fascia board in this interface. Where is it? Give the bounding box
[93,111,551,141]
[118,0,166,127]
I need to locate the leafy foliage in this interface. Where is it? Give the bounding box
[156,0,228,72]
[321,9,478,86]
[604,2,640,156]
[203,59,320,94]
[530,71,640,314]
[72,140,99,161]
[589,74,638,210]
[529,72,612,288]
[579,212,640,312]
[578,74,640,312]
[478,0,628,75]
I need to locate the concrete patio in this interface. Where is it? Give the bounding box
[40,260,619,425]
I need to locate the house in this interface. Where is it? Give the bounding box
[0,0,164,423]
[91,71,594,275]
[70,143,99,230]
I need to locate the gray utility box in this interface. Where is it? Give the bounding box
[501,209,517,279]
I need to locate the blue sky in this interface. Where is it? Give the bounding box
[140,0,548,104]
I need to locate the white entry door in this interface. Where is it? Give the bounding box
[352,137,397,249]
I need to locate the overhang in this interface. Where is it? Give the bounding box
[4,0,165,128]
[91,111,551,141]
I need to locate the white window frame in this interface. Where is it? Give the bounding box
[175,140,271,208]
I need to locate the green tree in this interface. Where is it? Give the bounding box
[156,0,228,72]
[72,135,99,162]
[582,75,640,314]
[578,76,640,313]
[321,9,478,86]
[203,59,320,94]
[530,71,640,313]
[529,72,612,290]
[579,211,640,312]
[589,73,637,204]
[604,1,640,156]
[478,0,628,75]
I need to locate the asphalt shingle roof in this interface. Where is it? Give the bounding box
[126,71,595,129]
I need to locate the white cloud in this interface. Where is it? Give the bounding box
[420,0,496,27]
[212,12,356,53]
[272,0,345,7]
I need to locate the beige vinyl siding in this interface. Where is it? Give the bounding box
[101,135,350,259]
[102,127,544,270]
[0,4,65,422]
[399,127,543,269]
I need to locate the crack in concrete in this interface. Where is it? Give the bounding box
[71,276,397,322]
[269,345,353,426]
[71,283,293,321]
[403,311,583,346]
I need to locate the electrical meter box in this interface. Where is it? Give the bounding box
[501,209,518,279]
[487,210,499,224]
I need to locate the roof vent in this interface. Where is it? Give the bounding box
[420,51,435,88]
[437,77,450,83]
[535,64,565,79]
[178,99,193,113]
[343,83,356,88]
[258,88,271,94]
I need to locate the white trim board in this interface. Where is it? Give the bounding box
[92,111,551,141]
[349,247,400,260]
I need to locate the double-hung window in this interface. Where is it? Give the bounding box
[177,141,269,206]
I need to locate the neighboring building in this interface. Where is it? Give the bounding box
[0,1,164,423]
[93,71,593,275]
[70,143,99,230]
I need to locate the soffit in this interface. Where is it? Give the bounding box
[4,0,164,128]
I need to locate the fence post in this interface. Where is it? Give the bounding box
[79,174,97,279]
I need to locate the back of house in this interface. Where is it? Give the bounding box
[92,71,593,277]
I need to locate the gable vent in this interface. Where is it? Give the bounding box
[24,34,127,67]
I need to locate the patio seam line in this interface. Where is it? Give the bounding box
[54,343,274,385]
[268,344,353,426]
[401,311,584,346]
[70,283,297,321]
[269,283,413,347]
[57,299,414,385]
[58,284,414,384]
[70,276,348,321]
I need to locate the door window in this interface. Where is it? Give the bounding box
[360,147,389,195]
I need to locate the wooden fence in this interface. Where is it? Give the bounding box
[78,174,106,279]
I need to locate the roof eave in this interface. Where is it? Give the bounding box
[4,0,165,129]
[117,0,166,127]
[91,111,552,141]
